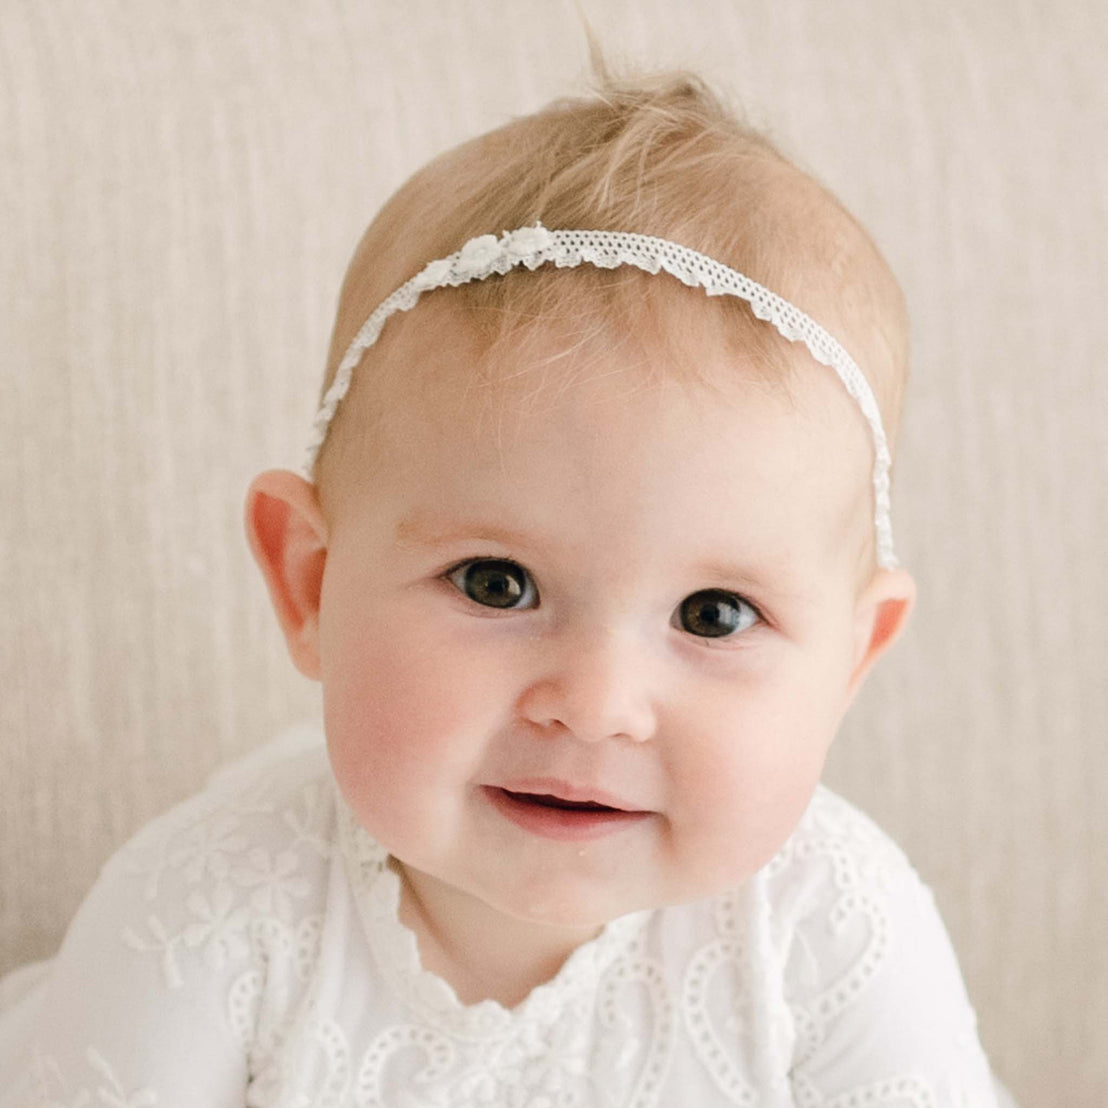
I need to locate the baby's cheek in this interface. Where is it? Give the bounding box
[322,630,492,837]
[665,723,828,893]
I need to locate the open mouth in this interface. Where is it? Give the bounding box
[484,786,649,841]
[501,790,619,813]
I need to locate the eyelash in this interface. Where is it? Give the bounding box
[441,557,765,641]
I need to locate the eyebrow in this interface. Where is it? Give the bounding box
[393,515,544,552]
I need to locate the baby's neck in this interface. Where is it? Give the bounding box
[393,859,604,1010]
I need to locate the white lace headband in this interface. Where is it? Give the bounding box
[306,224,897,569]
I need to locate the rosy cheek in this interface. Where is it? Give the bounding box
[663,689,833,880]
[322,621,497,830]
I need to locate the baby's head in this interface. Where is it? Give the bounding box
[313,71,908,543]
[246,69,916,938]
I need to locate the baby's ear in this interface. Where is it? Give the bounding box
[244,469,329,681]
[845,567,916,706]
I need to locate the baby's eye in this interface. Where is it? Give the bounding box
[446,559,539,610]
[676,589,760,638]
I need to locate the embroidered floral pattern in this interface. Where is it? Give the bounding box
[19,1046,158,1108]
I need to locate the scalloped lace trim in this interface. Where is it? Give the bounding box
[334,783,652,1039]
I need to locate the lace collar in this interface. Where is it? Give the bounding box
[335,783,652,1040]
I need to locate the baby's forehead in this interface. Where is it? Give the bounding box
[327,296,876,593]
[340,284,873,494]
[319,278,879,589]
[378,274,799,403]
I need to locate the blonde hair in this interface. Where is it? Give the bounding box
[314,62,909,507]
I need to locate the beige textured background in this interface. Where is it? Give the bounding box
[1,1,1105,1103]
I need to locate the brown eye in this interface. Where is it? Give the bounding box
[677,589,758,638]
[448,559,537,610]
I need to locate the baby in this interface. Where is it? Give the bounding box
[1,69,1007,1106]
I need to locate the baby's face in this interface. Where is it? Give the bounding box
[318,303,882,931]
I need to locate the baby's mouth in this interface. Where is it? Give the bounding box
[500,789,618,813]
[483,784,650,842]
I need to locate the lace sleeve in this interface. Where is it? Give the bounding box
[0,824,254,1106]
[0,737,333,1108]
[777,789,999,1107]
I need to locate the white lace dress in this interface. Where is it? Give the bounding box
[0,727,1005,1107]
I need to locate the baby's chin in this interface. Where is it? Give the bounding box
[498,897,617,937]
[464,858,762,935]
[453,870,641,933]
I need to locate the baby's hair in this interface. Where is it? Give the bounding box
[314,53,909,520]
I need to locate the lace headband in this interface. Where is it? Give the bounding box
[306,225,896,569]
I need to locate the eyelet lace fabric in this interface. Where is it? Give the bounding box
[305,226,897,570]
[0,729,1001,1106]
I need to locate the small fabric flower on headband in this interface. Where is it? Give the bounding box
[455,234,503,277]
[504,223,554,260]
[415,258,454,288]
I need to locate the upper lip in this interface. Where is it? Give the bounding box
[491,778,646,812]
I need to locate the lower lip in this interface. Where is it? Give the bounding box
[483,787,652,842]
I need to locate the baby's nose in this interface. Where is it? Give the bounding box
[516,628,658,743]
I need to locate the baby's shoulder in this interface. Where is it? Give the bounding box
[782,783,912,863]
[764,784,924,919]
[0,730,337,1101]
[751,792,995,1100]
[114,724,334,883]
[99,725,336,977]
